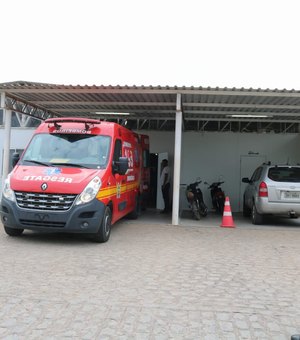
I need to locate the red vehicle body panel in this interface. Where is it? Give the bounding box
[2,117,150,233]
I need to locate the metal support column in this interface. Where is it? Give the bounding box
[1,92,12,186]
[172,93,182,225]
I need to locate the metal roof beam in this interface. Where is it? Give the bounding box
[186,117,300,123]
[30,101,300,111]
[5,95,57,120]
[15,112,32,127]
[242,122,252,132]
[31,100,176,107]
[201,121,209,131]
[93,115,300,123]
[221,121,231,132]
[55,108,300,118]
[4,87,300,98]
[159,120,168,130]
[264,122,275,130]
[139,119,148,129]
[184,103,300,110]
[185,110,300,117]
[57,108,176,114]
[282,123,295,133]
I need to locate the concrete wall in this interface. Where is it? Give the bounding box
[144,131,300,212]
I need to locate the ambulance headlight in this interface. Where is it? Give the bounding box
[75,176,102,205]
[3,175,16,202]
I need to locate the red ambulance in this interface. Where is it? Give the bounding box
[0,117,149,242]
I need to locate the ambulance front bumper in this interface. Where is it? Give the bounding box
[0,196,106,234]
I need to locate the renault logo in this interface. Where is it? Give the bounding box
[41,183,48,191]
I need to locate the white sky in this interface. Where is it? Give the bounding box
[2,0,300,89]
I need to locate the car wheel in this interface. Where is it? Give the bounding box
[243,199,251,217]
[252,204,263,225]
[4,226,24,236]
[93,206,111,243]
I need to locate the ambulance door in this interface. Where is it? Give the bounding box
[123,139,136,212]
[112,138,128,219]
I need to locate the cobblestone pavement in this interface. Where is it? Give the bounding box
[1,212,300,339]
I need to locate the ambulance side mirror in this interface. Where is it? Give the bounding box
[113,157,128,175]
[12,152,20,167]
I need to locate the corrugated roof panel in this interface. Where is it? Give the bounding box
[2,81,300,132]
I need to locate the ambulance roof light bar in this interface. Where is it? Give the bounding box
[45,117,101,130]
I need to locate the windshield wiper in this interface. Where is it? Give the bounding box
[23,159,51,167]
[50,162,89,169]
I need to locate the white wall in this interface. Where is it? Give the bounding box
[2,127,300,213]
[144,130,300,212]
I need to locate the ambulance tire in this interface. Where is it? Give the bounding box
[128,195,140,220]
[4,226,24,236]
[93,206,111,243]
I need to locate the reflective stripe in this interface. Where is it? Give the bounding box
[96,181,139,199]
[223,212,232,216]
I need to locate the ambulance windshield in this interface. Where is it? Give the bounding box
[22,133,111,169]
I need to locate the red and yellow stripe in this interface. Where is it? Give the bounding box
[96,181,139,200]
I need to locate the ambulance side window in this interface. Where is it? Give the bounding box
[134,148,139,166]
[143,149,150,168]
[112,139,122,173]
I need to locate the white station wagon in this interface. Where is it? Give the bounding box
[242,163,300,224]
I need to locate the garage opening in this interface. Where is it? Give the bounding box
[2,82,300,225]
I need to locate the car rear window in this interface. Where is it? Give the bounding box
[268,167,300,182]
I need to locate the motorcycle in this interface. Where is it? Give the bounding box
[185,178,208,220]
[205,181,225,214]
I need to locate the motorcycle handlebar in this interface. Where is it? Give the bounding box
[183,180,224,189]
[186,181,202,189]
[181,179,203,186]
[208,181,224,187]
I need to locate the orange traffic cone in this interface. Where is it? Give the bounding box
[221,196,235,228]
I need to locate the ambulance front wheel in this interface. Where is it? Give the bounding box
[4,226,24,237]
[93,206,112,243]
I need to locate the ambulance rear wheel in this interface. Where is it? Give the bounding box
[128,195,140,219]
[4,226,24,236]
[94,206,111,243]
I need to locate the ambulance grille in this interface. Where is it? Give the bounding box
[15,192,77,211]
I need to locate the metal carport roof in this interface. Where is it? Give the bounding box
[1,81,300,133]
[2,81,300,226]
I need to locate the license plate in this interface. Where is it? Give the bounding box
[283,191,300,199]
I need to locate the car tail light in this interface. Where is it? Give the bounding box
[259,181,268,197]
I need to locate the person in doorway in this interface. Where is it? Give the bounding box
[160,159,170,213]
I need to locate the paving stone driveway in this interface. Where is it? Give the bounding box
[0,213,300,339]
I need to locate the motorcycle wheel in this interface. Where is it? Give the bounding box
[191,201,201,220]
[217,198,225,214]
[200,203,208,217]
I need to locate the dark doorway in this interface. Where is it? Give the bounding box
[149,153,158,208]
